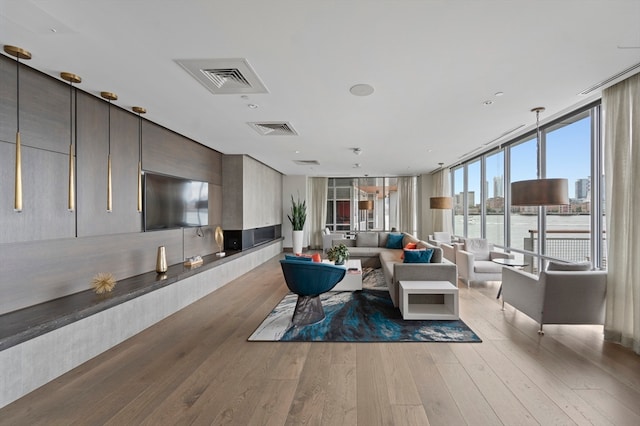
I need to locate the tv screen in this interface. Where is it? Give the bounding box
[144,173,209,231]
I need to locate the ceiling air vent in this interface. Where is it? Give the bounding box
[248,121,298,136]
[578,62,640,95]
[175,58,268,94]
[293,160,320,166]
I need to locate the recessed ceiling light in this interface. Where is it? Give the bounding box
[494,91,504,97]
[350,84,374,96]
[483,100,494,106]
[247,103,258,109]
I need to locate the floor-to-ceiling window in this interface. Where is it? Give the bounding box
[450,103,605,270]
[326,177,401,232]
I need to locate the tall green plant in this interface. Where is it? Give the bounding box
[287,194,307,231]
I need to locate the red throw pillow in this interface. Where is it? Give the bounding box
[311,253,322,263]
[401,242,418,259]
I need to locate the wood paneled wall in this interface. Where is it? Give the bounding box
[0,54,233,315]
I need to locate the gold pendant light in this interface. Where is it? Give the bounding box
[60,72,81,212]
[132,106,146,212]
[4,45,32,212]
[101,91,118,212]
[511,107,569,206]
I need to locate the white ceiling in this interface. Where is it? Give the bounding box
[2,0,639,176]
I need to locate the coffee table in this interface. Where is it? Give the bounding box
[493,258,528,299]
[324,259,363,291]
[398,280,459,320]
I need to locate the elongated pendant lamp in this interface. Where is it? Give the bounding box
[60,72,81,211]
[101,91,118,212]
[430,196,453,209]
[511,107,569,206]
[132,106,146,212]
[4,45,32,212]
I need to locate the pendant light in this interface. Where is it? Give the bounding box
[511,107,569,206]
[132,106,146,212]
[60,72,81,211]
[101,91,118,212]
[430,163,453,209]
[3,45,32,212]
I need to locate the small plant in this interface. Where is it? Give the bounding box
[327,243,350,265]
[287,194,307,231]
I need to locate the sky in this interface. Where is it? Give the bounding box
[456,115,592,200]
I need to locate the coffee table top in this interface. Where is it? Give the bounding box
[492,258,528,267]
[399,280,456,291]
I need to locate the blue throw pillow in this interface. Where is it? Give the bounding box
[403,249,434,263]
[386,233,404,249]
[285,254,312,261]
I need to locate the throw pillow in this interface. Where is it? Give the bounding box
[547,260,592,271]
[405,242,417,250]
[403,249,434,263]
[386,233,404,249]
[311,253,322,262]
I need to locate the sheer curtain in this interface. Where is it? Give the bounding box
[431,167,453,234]
[603,72,640,354]
[307,177,328,249]
[397,176,416,235]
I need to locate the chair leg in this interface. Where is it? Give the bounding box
[538,324,544,335]
[501,300,505,311]
[292,295,325,326]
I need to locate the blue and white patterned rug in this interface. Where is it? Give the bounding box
[249,269,481,343]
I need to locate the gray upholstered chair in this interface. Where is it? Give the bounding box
[501,261,607,334]
[456,238,514,286]
[321,227,346,253]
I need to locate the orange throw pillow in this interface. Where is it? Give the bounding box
[311,253,322,262]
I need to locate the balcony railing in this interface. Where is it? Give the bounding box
[523,229,606,273]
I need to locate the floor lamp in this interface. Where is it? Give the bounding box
[358,200,373,231]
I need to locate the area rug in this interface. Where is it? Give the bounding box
[249,270,481,343]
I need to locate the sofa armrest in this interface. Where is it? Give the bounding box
[501,267,544,323]
[322,233,345,252]
[490,251,515,260]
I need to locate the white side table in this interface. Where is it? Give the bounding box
[398,281,459,320]
[323,259,363,291]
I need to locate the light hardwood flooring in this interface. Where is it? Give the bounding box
[2,254,640,425]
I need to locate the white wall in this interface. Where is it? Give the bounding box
[282,175,309,250]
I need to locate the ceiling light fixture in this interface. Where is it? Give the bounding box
[511,107,569,206]
[353,148,362,155]
[101,91,118,212]
[350,84,374,96]
[4,45,31,212]
[60,71,81,212]
[132,106,146,213]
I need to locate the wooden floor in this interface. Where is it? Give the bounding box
[2,254,640,426]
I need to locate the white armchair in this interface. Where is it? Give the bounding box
[322,228,346,253]
[501,261,606,334]
[456,238,514,286]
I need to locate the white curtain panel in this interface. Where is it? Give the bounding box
[431,168,454,234]
[397,176,416,235]
[308,177,328,249]
[603,72,640,354]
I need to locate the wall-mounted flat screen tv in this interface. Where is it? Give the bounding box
[144,172,209,231]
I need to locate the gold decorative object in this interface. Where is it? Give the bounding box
[215,226,225,256]
[132,106,146,212]
[92,272,116,294]
[511,107,569,206]
[61,72,81,211]
[4,45,32,212]
[101,91,118,212]
[156,245,168,273]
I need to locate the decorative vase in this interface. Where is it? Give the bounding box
[292,230,304,255]
[156,246,167,273]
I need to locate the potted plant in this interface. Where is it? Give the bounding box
[288,194,307,255]
[327,243,350,265]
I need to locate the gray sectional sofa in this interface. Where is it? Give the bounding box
[330,232,458,307]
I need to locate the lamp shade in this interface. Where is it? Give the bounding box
[430,196,453,209]
[358,200,374,211]
[511,178,569,206]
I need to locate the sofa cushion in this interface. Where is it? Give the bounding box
[333,239,356,247]
[378,232,390,247]
[547,261,592,271]
[403,249,434,263]
[464,238,491,261]
[386,233,404,249]
[357,232,379,247]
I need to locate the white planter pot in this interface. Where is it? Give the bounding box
[292,230,304,255]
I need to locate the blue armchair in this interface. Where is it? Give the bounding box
[279,259,346,326]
